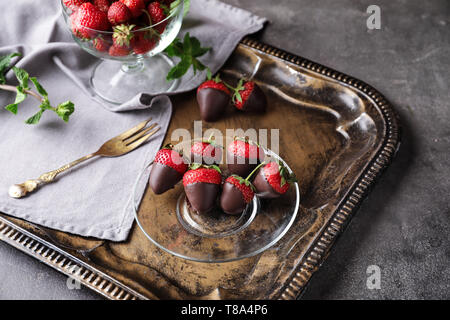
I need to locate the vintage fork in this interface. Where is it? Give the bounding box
[8,118,160,199]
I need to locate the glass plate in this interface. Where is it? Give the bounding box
[132,139,300,263]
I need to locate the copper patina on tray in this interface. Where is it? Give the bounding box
[0,38,400,300]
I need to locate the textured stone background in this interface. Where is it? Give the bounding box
[0,0,448,299]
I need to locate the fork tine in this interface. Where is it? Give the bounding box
[116,118,152,141]
[126,127,161,150]
[124,123,158,143]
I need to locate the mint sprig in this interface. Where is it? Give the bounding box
[0,52,75,125]
[167,0,190,17]
[164,32,210,81]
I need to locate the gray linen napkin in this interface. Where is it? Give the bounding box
[0,0,266,241]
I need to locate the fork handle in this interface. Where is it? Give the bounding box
[8,153,96,199]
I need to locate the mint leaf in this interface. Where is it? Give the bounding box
[167,56,192,80]
[164,33,210,80]
[190,37,209,57]
[183,0,190,17]
[55,101,75,122]
[12,67,29,89]
[5,86,27,114]
[5,104,18,114]
[25,109,44,125]
[0,52,21,84]
[30,77,48,97]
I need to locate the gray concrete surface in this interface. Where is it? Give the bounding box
[0,0,449,299]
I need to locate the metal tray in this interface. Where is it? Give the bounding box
[0,38,400,300]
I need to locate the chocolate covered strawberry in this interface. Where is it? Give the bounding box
[71,2,110,39]
[149,144,188,194]
[183,164,222,214]
[253,161,297,199]
[196,74,231,122]
[190,139,223,165]
[232,80,267,113]
[108,1,132,25]
[220,174,255,215]
[226,137,265,178]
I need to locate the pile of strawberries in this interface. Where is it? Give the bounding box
[63,0,174,57]
[149,138,297,215]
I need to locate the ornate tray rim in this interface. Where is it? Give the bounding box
[0,37,400,300]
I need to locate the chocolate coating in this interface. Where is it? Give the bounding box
[220,181,247,215]
[242,84,267,112]
[226,151,259,178]
[149,162,183,195]
[253,168,282,199]
[196,88,230,122]
[184,182,220,214]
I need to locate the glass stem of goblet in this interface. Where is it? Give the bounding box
[121,58,145,74]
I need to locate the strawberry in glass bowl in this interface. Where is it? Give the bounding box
[61,0,184,104]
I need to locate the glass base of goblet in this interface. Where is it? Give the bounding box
[90,54,178,105]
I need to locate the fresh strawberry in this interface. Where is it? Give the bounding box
[220,175,255,215]
[132,31,156,55]
[120,0,146,18]
[112,24,135,47]
[232,80,267,112]
[183,164,222,213]
[196,74,231,122]
[63,0,89,11]
[148,1,167,34]
[190,139,223,165]
[108,44,130,56]
[226,137,265,177]
[93,36,110,52]
[93,0,110,13]
[108,1,132,25]
[72,2,110,39]
[149,144,188,194]
[253,161,297,199]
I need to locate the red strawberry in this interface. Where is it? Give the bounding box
[72,3,110,39]
[108,1,132,25]
[112,24,135,47]
[196,75,231,122]
[63,0,88,11]
[94,0,110,13]
[148,1,167,34]
[253,161,297,199]
[232,80,267,113]
[183,165,222,213]
[149,144,188,194]
[220,175,255,215]
[93,36,110,52]
[120,0,146,18]
[108,44,130,56]
[132,31,156,55]
[190,140,223,165]
[226,137,265,178]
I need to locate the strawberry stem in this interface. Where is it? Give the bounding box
[245,162,265,182]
